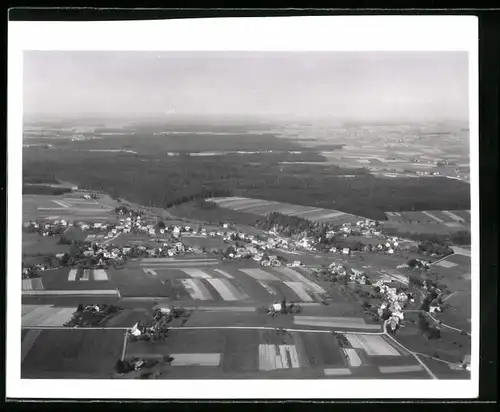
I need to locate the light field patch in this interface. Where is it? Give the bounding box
[283,282,313,302]
[378,365,424,374]
[315,211,347,222]
[93,269,108,281]
[81,269,90,281]
[22,278,44,290]
[273,267,310,283]
[170,353,221,366]
[213,269,234,279]
[422,211,444,223]
[444,222,465,228]
[206,278,247,301]
[52,200,71,208]
[239,268,279,281]
[142,268,157,276]
[180,268,213,279]
[287,207,323,216]
[324,368,352,376]
[258,344,300,371]
[258,281,277,295]
[344,334,401,356]
[435,260,458,269]
[343,348,362,367]
[68,269,78,281]
[443,210,466,222]
[180,279,213,300]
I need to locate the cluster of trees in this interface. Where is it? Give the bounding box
[115,205,144,217]
[315,237,369,252]
[417,241,453,257]
[407,258,429,270]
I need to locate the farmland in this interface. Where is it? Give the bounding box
[19,119,472,381]
[207,197,362,224]
[19,189,472,380]
[23,192,119,223]
[429,251,472,332]
[21,329,126,378]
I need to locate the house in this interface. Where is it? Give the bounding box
[342,247,350,255]
[429,305,442,314]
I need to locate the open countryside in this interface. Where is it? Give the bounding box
[20,50,472,381]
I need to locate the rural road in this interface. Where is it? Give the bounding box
[382,320,438,380]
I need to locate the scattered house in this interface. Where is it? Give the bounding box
[342,247,350,255]
[429,305,442,314]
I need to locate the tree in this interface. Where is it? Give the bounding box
[60,253,70,266]
[157,221,166,229]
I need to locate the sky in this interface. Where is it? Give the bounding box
[23,51,469,122]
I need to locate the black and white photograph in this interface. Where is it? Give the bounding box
[7,16,479,399]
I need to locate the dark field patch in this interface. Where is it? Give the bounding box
[221,330,260,373]
[22,329,125,378]
[300,332,345,368]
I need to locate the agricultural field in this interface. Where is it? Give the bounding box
[23,193,118,223]
[395,313,471,365]
[207,197,363,224]
[122,328,344,379]
[381,221,467,236]
[120,328,437,379]
[429,252,471,332]
[21,329,126,378]
[168,202,263,229]
[385,209,470,229]
[107,258,337,306]
[22,233,69,257]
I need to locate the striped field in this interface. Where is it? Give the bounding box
[385,210,470,228]
[207,197,361,224]
[344,334,403,356]
[21,305,76,327]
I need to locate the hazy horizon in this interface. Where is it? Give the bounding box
[23,51,469,123]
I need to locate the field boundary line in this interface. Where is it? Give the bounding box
[427,313,470,336]
[430,252,456,266]
[21,326,129,330]
[120,329,129,361]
